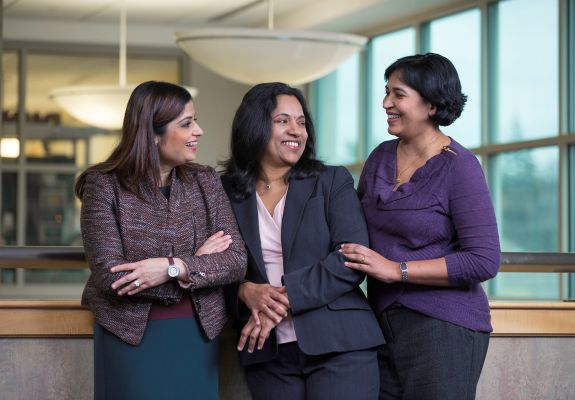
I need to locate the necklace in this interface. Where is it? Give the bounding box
[393,134,441,191]
[258,176,285,194]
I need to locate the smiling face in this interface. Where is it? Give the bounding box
[156,100,203,177]
[383,71,437,139]
[260,94,308,171]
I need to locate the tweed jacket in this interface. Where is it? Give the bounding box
[80,164,247,346]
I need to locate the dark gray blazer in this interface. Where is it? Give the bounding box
[223,166,384,366]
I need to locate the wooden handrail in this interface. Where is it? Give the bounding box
[0,246,86,269]
[1,247,575,272]
[1,299,574,337]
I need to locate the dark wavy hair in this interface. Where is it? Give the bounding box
[222,82,324,200]
[75,81,193,199]
[385,53,467,126]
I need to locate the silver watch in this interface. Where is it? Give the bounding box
[399,262,408,282]
[167,256,180,278]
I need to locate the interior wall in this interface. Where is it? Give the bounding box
[1,335,574,400]
[187,61,250,168]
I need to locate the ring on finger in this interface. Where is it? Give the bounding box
[361,255,366,264]
[134,279,141,288]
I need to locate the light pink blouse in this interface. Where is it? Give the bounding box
[256,192,297,344]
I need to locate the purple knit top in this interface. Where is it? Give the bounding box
[358,138,500,332]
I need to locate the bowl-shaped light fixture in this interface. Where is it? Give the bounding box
[175,27,366,86]
[50,2,197,131]
[50,85,198,131]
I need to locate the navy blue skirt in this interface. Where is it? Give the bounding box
[94,317,218,400]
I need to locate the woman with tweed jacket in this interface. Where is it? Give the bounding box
[75,81,247,400]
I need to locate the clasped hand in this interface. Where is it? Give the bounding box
[237,282,290,352]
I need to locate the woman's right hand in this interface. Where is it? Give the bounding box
[237,312,278,353]
[239,282,290,325]
[195,231,232,256]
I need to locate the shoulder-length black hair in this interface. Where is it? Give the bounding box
[222,82,324,200]
[385,53,467,126]
[75,80,193,199]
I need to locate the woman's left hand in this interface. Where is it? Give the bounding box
[340,243,401,283]
[110,257,172,296]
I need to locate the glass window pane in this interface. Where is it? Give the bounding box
[2,51,18,117]
[429,9,481,149]
[25,138,76,164]
[491,0,559,143]
[26,53,179,127]
[368,28,416,151]
[1,172,18,246]
[314,54,361,165]
[25,172,78,246]
[2,51,20,165]
[489,147,559,299]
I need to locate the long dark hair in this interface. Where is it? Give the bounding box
[222,82,324,200]
[385,53,467,126]
[75,81,193,199]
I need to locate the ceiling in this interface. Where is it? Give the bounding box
[1,0,469,125]
[2,0,470,41]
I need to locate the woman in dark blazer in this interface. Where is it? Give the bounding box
[75,81,247,400]
[222,82,384,400]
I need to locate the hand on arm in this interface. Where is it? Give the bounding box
[237,312,278,353]
[195,230,232,256]
[340,243,450,286]
[110,258,172,296]
[239,282,289,325]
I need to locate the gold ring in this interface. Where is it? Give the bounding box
[361,256,366,264]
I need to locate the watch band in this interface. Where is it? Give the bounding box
[399,262,409,282]
[168,256,175,266]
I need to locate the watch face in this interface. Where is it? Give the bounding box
[168,265,179,278]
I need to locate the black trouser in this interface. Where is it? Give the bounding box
[377,306,489,400]
[245,341,379,400]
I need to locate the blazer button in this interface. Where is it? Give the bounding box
[195,300,202,312]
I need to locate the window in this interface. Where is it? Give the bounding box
[489,147,560,299]
[311,0,573,301]
[0,44,186,298]
[427,9,481,149]
[367,28,416,152]
[313,54,361,165]
[490,0,559,143]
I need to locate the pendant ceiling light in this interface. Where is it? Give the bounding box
[50,2,198,131]
[175,0,366,86]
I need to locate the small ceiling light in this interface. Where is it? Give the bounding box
[0,138,20,158]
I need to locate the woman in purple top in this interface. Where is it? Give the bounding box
[341,53,500,400]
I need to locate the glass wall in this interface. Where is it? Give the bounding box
[314,54,361,166]
[311,0,573,300]
[0,45,185,298]
[490,147,560,299]
[427,8,481,149]
[367,28,416,152]
[490,0,559,143]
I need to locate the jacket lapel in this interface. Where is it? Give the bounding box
[281,176,317,268]
[230,192,268,281]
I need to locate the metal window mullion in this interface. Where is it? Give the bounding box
[15,47,27,287]
[357,49,367,163]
